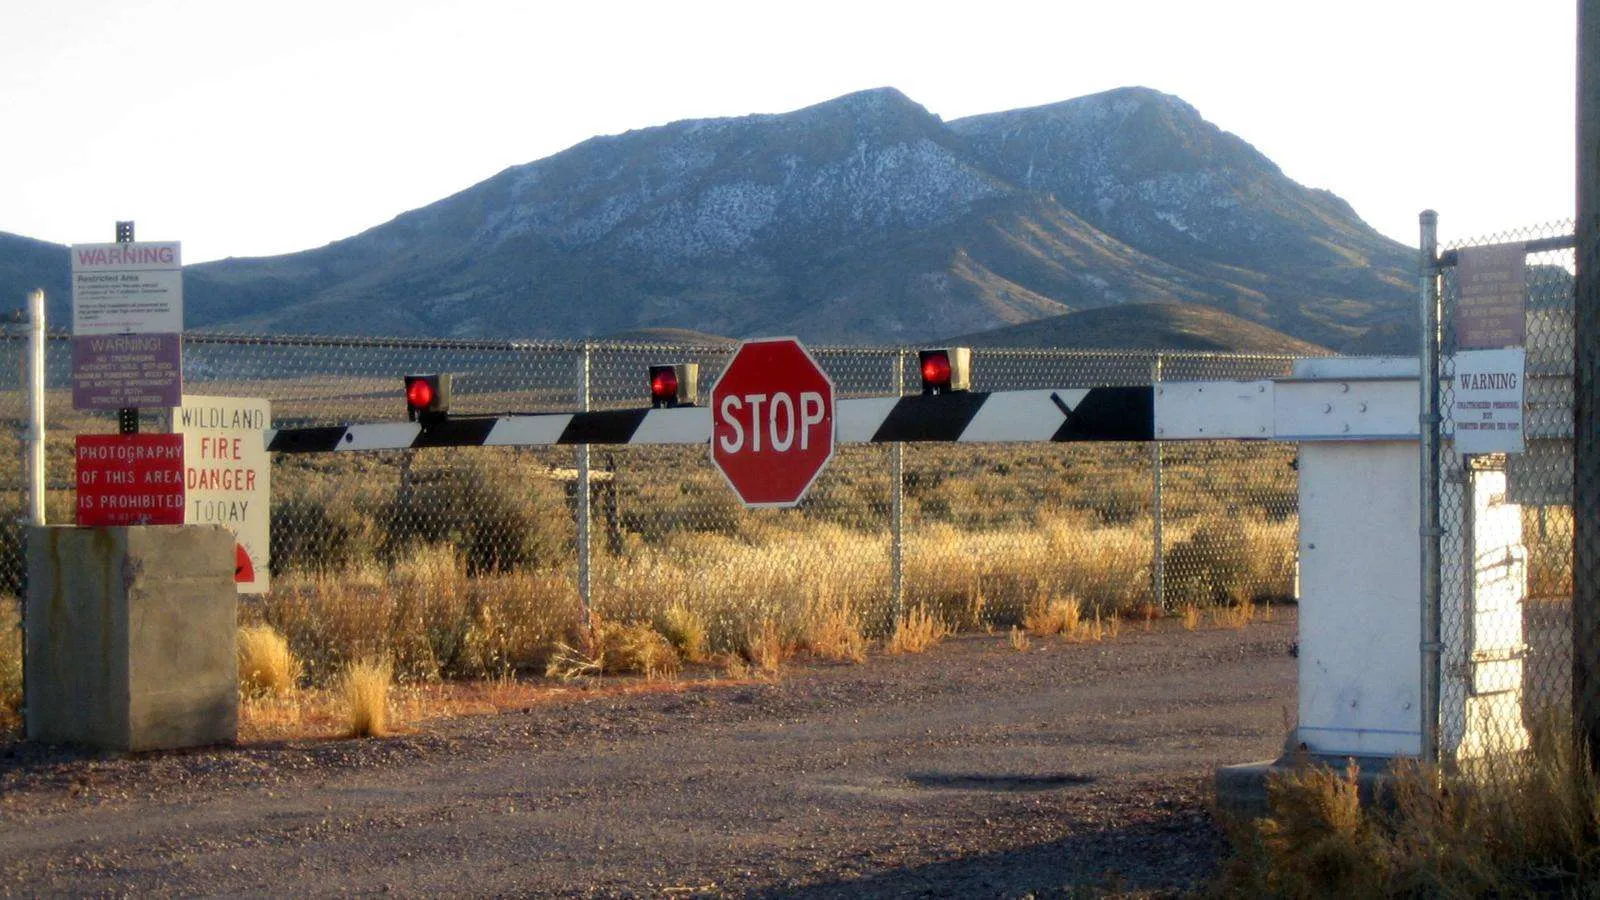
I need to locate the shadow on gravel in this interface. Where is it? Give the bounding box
[905,772,1095,792]
[755,814,1223,899]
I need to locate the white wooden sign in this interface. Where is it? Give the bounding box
[171,395,271,593]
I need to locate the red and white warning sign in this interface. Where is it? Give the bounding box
[172,395,271,593]
[75,434,186,526]
[710,338,835,508]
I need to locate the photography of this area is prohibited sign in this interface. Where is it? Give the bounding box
[170,395,271,594]
[1452,347,1525,455]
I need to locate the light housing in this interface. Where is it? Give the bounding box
[649,363,698,408]
[404,373,452,424]
[918,347,972,395]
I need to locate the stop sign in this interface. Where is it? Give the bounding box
[710,338,836,508]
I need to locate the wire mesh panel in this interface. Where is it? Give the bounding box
[0,329,1307,685]
[1435,221,1576,761]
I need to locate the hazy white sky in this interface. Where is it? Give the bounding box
[1,0,1578,264]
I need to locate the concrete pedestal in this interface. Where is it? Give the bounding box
[25,525,237,751]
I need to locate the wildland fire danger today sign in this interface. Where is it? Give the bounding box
[710,338,835,508]
[173,396,271,593]
[70,241,183,410]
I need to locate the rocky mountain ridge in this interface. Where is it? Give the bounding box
[1,86,1415,353]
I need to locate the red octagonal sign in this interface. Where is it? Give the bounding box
[711,338,835,508]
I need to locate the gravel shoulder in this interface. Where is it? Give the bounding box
[0,611,1297,897]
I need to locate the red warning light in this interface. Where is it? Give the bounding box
[920,353,951,387]
[406,379,435,410]
[651,368,678,402]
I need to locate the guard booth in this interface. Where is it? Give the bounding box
[1211,356,1529,808]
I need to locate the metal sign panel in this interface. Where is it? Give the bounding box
[70,241,183,335]
[172,395,272,593]
[1456,243,1527,350]
[709,338,835,508]
[1453,348,1526,454]
[75,433,185,526]
[71,333,182,409]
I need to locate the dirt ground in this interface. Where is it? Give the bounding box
[0,611,1297,897]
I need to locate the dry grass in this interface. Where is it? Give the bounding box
[1220,716,1600,896]
[237,624,301,697]
[1181,604,1201,631]
[886,606,949,655]
[740,618,791,676]
[546,616,681,681]
[1022,592,1082,637]
[1008,627,1030,653]
[1212,601,1256,630]
[0,598,20,732]
[339,658,392,738]
[799,595,868,664]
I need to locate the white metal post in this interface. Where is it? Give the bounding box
[26,290,45,526]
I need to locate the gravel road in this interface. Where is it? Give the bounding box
[0,611,1296,897]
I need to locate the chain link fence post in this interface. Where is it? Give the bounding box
[1576,0,1600,762]
[1418,209,1443,765]
[576,340,592,620]
[891,348,905,623]
[1151,355,1165,610]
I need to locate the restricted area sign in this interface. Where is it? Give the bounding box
[710,338,835,508]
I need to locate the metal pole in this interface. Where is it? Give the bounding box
[1574,0,1600,762]
[891,349,905,623]
[114,222,137,435]
[1418,209,1443,765]
[576,341,592,620]
[26,290,46,526]
[1151,356,1165,609]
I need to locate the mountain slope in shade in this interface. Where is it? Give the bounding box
[948,301,1330,355]
[4,87,1416,352]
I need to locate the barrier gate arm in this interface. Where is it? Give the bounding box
[265,378,1420,453]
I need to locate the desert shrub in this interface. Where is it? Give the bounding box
[1165,513,1295,608]
[270,494,381,574]
[886,606,948,654]
[383,459,572,574]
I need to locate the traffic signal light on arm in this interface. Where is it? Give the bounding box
[404,374,452,424]
[649,363,698,408]
[919,348,972,395]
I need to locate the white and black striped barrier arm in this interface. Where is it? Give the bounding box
[265,386,1156,453]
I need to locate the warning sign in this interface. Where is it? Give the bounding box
[75,433,186,526]
[172,395,271,593]
[1452,347,1525,455]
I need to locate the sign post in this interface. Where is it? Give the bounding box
[709,338,835,508]
[172,396,272,593]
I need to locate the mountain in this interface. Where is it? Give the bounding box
[1,87,1416,352]
[949,301,1329,355]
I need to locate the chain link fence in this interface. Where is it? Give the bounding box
[1430,219,1577,763]
[0,331,1302,683]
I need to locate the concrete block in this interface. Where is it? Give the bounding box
[1214,754,1408,821]
[26,525,237,751]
